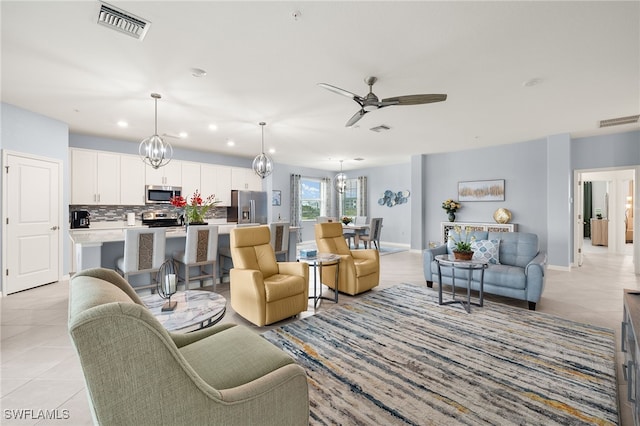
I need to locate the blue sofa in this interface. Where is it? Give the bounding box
[423,231,547,310]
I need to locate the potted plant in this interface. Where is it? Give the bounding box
[449,225,475,260]
[442,199,461,222]
[342,216,353,225]
[171,190,220,225]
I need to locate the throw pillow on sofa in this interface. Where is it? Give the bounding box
[472,239,501,264]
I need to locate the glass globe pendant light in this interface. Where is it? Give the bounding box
[139,93,173,169]
[334,160,347,193]
[252,121,273,179]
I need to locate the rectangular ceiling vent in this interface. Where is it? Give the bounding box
[97,2,151,40]
[599,115,639,128]
[370,125,391,133]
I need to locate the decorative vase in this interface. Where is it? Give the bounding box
[448,212,456,222]
[453,250,473,261]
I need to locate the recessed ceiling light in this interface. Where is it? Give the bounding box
[191,68,207,77]
[179,132,188,138]
[269,148,276,154]
[227,140,235,147]
[353,158,364,161]
[209,124,218,131]
[523,78,543,87]
[117,120,128,128]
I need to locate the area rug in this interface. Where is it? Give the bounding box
[262,284,618,425]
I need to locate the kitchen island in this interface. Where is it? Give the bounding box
[69,221,299,281]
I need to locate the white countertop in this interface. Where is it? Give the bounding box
[69,221,300,246]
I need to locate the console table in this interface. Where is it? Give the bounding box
[441,222,517,243]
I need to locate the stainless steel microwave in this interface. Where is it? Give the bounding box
[145,185,181,204]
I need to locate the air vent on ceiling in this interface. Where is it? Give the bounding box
[97,2,151,40]
[599,115,640,128]
[370,125,391,133]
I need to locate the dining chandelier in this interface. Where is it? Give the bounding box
[139,93,173,169]
[252,121,273,179]
[334,160,347,194]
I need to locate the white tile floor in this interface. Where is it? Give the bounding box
[1,243,638,425]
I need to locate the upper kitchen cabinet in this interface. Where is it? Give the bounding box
[71,148,120,205]
[145,161,182,186]
[201,164,231,206]
[120,154,145,205]
[181,161,201,199]
[231,167,262,191]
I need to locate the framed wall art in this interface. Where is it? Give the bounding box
[458,179,505,202]
[272,190,281,206]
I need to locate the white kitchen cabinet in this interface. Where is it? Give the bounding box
[120,155,145,205]
[71,149,120,205]
[145,161,182,186]
[231,167,262,191]
[201,164,231,206]
[180,161,201,199]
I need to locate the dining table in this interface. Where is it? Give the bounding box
[342,223,370,249]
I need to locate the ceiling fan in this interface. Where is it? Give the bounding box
[318,76,447,127]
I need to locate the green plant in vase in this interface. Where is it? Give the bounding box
[442,199,461,222]
[449,225,475,260]
[171,190,220,225]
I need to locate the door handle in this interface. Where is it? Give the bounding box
[51,226,59,231]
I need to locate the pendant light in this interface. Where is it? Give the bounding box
[334,160,347,193]
[139,93,173,169]
[252,121,273,179]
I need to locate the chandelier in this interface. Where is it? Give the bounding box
[139,93,173,169]
[252,121,273,179]
[334,160,347,193]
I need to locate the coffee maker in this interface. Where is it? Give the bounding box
[71,210,90,229]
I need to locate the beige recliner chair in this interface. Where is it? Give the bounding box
[315,222,380,295]
[230,226,309,327]
[68,268,309,426]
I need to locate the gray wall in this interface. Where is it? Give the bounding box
[421,138,549,253]
[1,102,70,285]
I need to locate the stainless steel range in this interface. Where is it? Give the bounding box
[141,211,181,228]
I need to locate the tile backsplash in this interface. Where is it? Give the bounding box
[69,205,227,223]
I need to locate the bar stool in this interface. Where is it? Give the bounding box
[115,228,167,292]
[173,224,219,291]
[270,221,290,261]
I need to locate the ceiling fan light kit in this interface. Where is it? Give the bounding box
[252,122,273,179]
[139,93,173,169]
[318,76,447,127]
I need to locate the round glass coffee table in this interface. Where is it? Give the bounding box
[141,290,226,332]
[434,254,488,313]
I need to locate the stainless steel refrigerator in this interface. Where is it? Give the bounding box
[227,190,268,224]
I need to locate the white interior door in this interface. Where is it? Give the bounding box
[3,152,61,294]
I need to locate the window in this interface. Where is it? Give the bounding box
[301,177,322,220]
[342,178,358,217]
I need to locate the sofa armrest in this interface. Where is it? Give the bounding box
[278,261,309,278]
[524,251,547,303]
[171,323,236,348]
[423,244,447,281]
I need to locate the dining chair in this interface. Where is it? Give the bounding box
[269,221,290,261]
[173,224,219,291]
[115,228,167,292]
[360,217,383,250]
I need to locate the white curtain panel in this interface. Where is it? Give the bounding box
[289,174,301,241]
[321,177,332,217]
[357,176,368,217]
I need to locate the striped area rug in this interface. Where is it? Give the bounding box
[262,284,618,425]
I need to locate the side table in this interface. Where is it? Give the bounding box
[299,253,341,308]
[141,290,227,332]
[434,254,488,313]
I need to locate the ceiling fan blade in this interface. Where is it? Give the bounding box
[345,109,367,127]
[381,94,447,105]
[318,83,364,104]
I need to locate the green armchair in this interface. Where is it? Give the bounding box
[68,268,309,425]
